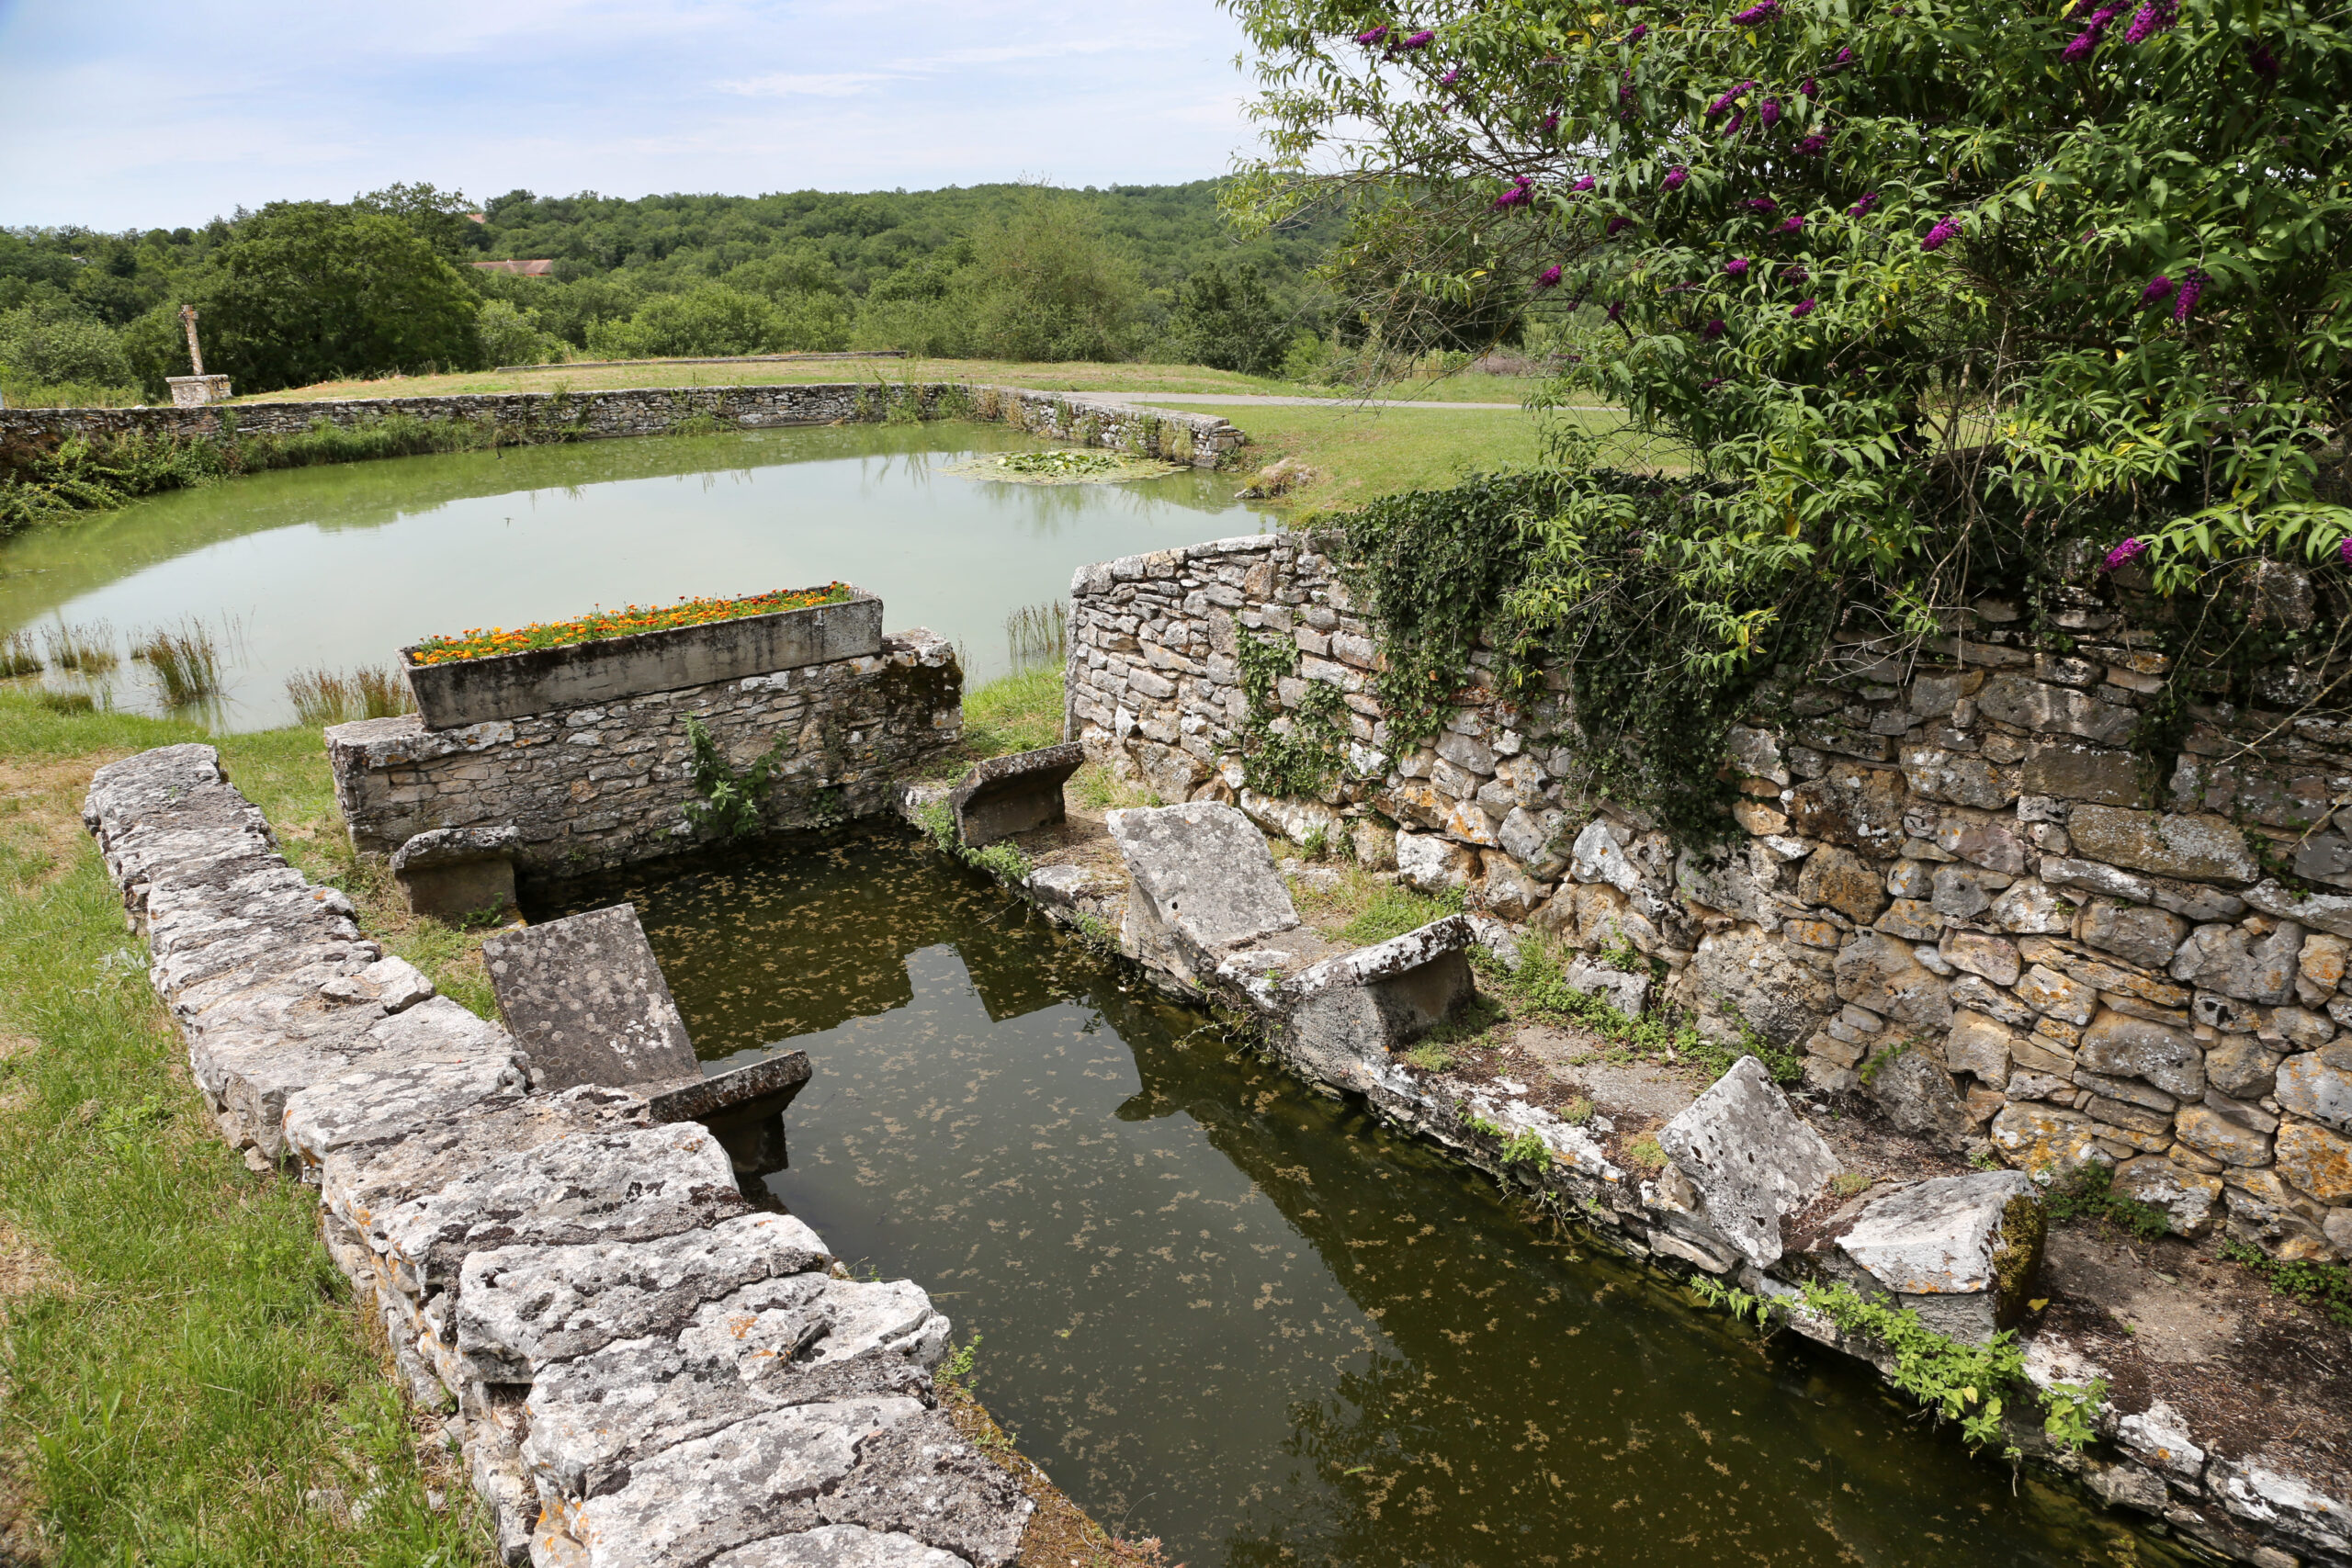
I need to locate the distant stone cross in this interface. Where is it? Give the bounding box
[179,305,204,378]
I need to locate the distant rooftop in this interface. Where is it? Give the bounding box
[470,259,552,276]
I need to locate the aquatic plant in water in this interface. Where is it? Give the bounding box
[41,619,117,675]
[0,630,40,679]
[408,584,853,667]
[286,664,417,728]
[1005,601,1069,670]
[136,618,228,705]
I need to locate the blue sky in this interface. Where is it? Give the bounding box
[0,1,1263,230]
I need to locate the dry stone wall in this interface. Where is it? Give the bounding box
[1067,535,2352,1267]
[85,743,1031,1568]
[330,631,963,880]
[0,382,1243,468]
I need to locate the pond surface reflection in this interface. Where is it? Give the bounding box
[538,825,2170,1568]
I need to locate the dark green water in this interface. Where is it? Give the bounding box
[0,423,1258,730]
[538,824,2177,1568]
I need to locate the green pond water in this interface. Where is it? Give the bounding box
[0,423,1260,731]
[540,825,2178,1568]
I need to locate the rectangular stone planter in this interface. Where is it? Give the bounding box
[401,587,883,728]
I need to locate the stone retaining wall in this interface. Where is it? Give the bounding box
[0,382,1244,468]
[85,743,1032,1568]
[329,630,963,880]
[1066,535,2352,1268]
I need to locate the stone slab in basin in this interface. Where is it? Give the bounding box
[950,740,1084,847]
[483,903,699,1092]
[650,1049,815,1178]
[401,586,883,728]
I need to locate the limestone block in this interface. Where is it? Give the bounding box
[2206,1459,2352,1562]
[1655,1055,1838,1269]
[2277,1044,2352,1134]
[1786,765,1908,852]
[2207,1034,2283,1100]
[282,1052,529,1170]
[1280,918,1476,1092]
[2016,964,2098,1025]
[547,1398,925,1568]
[482,905,699,1092]
[455,1212,832,1381]
[317,954,436,1013]
[948,742,1082,847]
[1989,880,2073,935]
[1396,830,1477,894]
[1563,956,1649,1018]
[2078,1010,2204,1099]
[1930,865,2008,919]
[1990,1102,2108,1182]
[1349,817,1397,872]
[2174,1104,2274,1168]
[709,1525,976,1568]
[391,825,520,921]
[1498,805,1569,879]
[2329,1207,2352,1260]
[368,1122,743,1296]
[2113,1157,2222,1238]
[2272,1005,2335,1048]
[1107,803,1298,979]
[2114,1400,2207,1483]
[1900,748,2015,810]
[1677,842,1784,931]
[1692,926,1837,1048]
[1943,1010,2016,1087]
[1476,858,1549,921]
[2075,902,2189,970]
[1798,845,1888,923]
[2169,920,2301,1004]
[1832,931,1952,1032]
[2067,807,2258,884]
[1724,724,1789,786]
[1863,1043,1973,1145]
[2019,742,2143,807]
[2277,1120,2352,1203]
[803,1409,1031,1567]
[1943,931,2021,987]
[524,1280,952,1503]
[1975,675,2137,745]
[2301,932,2348,991]
[1834,1169,2044,1341]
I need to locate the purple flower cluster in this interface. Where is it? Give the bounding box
[1777,214,1806,233]
[2140,274,2175,306]
[2063,5,2120,61]
[1792,297,1817,317]
[1355,25,1390,45]
[1828,45,1857,70]
[2175,268,2208,322]
[1537,265,1564,288]
[1627,22,1649,41]
[1725,256,1752,277]
[1800,74,1820,96]
[1759,98,1782,127]
[1664,165,1690,191]
[1494,177,1534,209]
[2121,0,2176,42]
[1541,109,1560,131]
[2249,39,2280,76]
[1730,0,1781,22]
[1722,109,1747,137]
[1606,300,1625,321]
[1848,191,1880,218]
[2100,537,2148,572]
[1745,197,1779,211]
[1571,175,1598,195]
[1796,132,1830,155]
[1704,318,1727,338]
[1606,215,1634,235]
[1401,28,1435,49]
[1921,216,1962,250]
[1439,65,1463,85]
[1707,79,1756,116]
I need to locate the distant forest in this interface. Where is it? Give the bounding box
[0,181,1370,400]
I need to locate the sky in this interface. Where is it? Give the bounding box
[0,1,1265,231]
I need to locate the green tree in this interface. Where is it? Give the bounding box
[583,286,782,358]
[474,299,565,367]
[961,189,1142,362]
[1224,0,2352,649]
[0,304,133,389]
[1163,261,1292,373]
[159,204,485,392]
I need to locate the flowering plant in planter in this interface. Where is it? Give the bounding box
[408,584,855,667]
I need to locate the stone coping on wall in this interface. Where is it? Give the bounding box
[1060,533,2352,1280]
[0,381,1245,468]
[900,759,2352,1568]
[84,742,1036,1568]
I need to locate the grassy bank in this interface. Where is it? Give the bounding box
[0,695,500,1565]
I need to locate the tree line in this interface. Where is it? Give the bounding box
[0,181,1359,400]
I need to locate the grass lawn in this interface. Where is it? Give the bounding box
[0,694,509,1566]
[231,355,1556,410]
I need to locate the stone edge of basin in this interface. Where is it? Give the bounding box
[895,778,2352,1568]
[83,741,1040,1568]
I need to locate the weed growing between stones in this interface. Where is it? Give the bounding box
[2220,1238,2352,1327]
[1623,1134,1668,1172]
[682,714,785,840]
[913,799,1034,884]
[2044,1163,2172,1243]
[1500,1129,1553,1170]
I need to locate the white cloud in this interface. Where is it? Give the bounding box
[715,71,908,97]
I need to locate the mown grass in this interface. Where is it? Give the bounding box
[0,695,498,1564]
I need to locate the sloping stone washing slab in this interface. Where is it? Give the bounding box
[483,904,702,1093]
[1657,1055,1840,1269]
[83,744,1032,1568]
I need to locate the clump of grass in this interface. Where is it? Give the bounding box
[286,665,415,728]
[40,618,117,674]
[36,688,96,714]
[2045,1161,2171,1241]
[2221,1237,2352,1326]
[1336,881,1463,945]
[956,663,1064,763]
[1005,600,1068,670]
[1561,1096,1596,1126]
[1404,1040,1455,1073]
[1069,761,1152,812]
[0,628,41,678]
[136,619,226,705]
[1830,1171,1876,1199]
[1623,1134,1668,1173]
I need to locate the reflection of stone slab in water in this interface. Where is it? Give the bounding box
[484,904,699,1092]
[950,741,1084,847]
